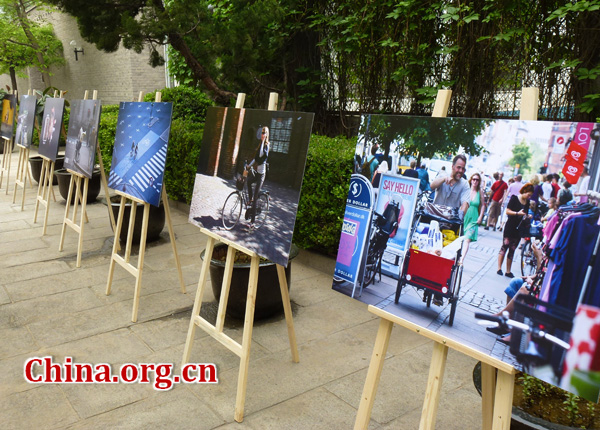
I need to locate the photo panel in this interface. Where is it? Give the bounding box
[107,102,172,207]
[1,94,16,140]
[332,114,600,401]
[64,99,102,178]
[189,107,314,267]
[38,97,66,162]
[15,95,36,148]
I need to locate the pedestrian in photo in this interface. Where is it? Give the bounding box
[430,154,470,217]
[417,163,430,192]
[245,126,270,226]
[461,173,485,263]
[557,179,573,207]
[551,173,561,198]
[499,177,515,231]
[485,172,507,231]
[497,183,534,278]
[403,160,419,178]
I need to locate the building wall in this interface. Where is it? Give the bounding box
[0,9,166,105]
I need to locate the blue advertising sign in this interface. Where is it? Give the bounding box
[346,174,373,208]
[334,174,373,285]
[374,174,419,278]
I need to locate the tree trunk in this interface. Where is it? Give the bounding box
[167,32,235,105]
[9,67,17,94]
[14,0,51,87]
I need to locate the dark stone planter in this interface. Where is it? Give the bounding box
[108,196,165,243]
[54,168,102,204]
[202,243,299,320]
[472,362,574,430]
[29,155,64,185]
[0,139,14,154]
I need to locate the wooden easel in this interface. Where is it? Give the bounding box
[0,136,11,194]
[182,92,299,423]
[354,88,540,430]
[13,89,37,210]
[105,91,185,322]
[33,90,65,235]
[58,90,100,267]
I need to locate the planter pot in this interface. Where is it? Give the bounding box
[108,196,165,243]
[29,155,64,185]
[54,168,102,204]
[472,362,581,430]
[202,243,299,320]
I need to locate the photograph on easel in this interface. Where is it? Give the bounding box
[1,94,16,139]
[332,114,600,401]
[107,102,173,207]
[15,95,36,148]
[64,99,102,178]
[188,107,314,267]
[37,97,65,162]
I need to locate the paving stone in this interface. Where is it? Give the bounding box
[0,326,39,359]
[2,385,79,430]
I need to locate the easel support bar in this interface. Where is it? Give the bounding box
[193,315,243,357]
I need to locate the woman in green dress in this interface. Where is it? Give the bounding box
[461,173,485,263]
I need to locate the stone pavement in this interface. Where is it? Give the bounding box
[1,147,517,429]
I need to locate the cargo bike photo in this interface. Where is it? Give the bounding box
[394,198,465,327]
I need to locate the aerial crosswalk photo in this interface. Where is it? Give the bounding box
[107,102,173,206]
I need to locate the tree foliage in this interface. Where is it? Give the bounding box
[44,0,600,130]
[509,140,532,174]
[0,0,64,91]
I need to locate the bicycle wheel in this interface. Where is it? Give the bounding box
[520,241,537,277]
[363,247,380,288]
[253,193,269,228]
[222,192,242,230]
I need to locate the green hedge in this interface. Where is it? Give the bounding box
[293,134,356,255]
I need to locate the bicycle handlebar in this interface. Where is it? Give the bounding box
[474,313,570,350]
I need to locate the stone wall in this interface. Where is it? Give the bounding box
[0,9,167,105]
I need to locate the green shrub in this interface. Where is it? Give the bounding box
[293,134,356,255]
[143,86,214,123]
[97,104,119,173]
[164,119,204,203]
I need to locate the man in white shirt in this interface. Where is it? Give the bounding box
[575,167,590,203]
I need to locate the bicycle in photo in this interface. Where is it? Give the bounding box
[362,200,402,287]
[520,220,543,277]
[221,164,269,231]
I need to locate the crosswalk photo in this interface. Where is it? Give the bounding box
[107,102,173,206]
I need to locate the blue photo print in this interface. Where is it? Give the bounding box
[107,102,173,206]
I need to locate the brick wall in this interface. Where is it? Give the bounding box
[0,10,166,105]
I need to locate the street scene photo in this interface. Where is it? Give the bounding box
[107,102,173,207]
[63,99,101,178]
[189,107,314,267]
[333,114,600,401]
[37,97,65,162]
[14,94,36,148]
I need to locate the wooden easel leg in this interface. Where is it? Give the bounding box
[33,160,45,223]
[276,264,299,363]
[96,145,119,251]
[182,237,215,366]
[42,161,55,236]
[481,362,497,430]
[492,370,515,430]
[419,342,449,430]
[215,246,236,332]
[162,189,185,293]
[234,254,260,423]
[131,203,150,323]
[77,178,89,267]
[106,196,126,296]
[58,174,76,251]
[4,144,10,195]
[354,317,394,430]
